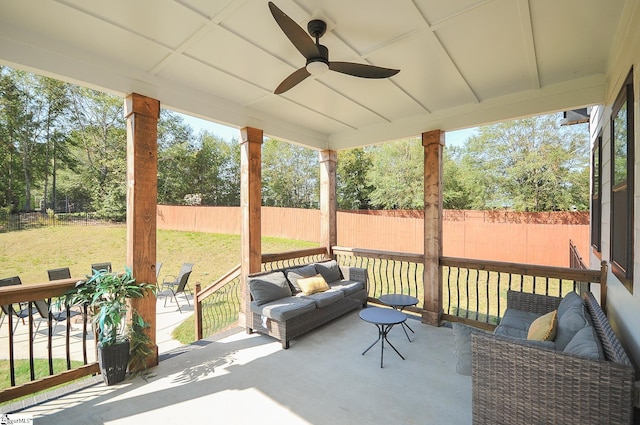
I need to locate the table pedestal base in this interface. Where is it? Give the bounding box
[362,323,405,368]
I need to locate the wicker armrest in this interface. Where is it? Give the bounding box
[471,331,635,425]
[339,266,368,289]
[506,290,562,315]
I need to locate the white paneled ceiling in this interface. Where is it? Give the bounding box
[0,0,635,150]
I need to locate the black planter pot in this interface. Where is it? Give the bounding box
[98,340,130,385]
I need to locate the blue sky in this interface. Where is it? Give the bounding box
[179,113,476,148]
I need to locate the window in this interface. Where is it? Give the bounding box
[610,69,634,292]
[591,133,602,253]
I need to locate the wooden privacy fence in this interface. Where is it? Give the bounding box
[158,206,589,267]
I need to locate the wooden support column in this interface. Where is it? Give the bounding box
[124,93,160,368]
[422,130,444,326]
[240,127,263,326]
[320,150,337,257]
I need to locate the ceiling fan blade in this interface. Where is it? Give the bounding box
[268,2,319,60]
[329,62,400,79]
[274,67,311,94]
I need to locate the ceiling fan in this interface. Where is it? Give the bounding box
[268,1,400,94]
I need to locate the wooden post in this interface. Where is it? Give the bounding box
[320,150,337,258]
[194,282,202,340]
[599,260,608,312]
[422,130,444,326]
[239,127,263,326]
[124,93,160,368]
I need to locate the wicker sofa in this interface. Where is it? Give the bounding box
[471,290,636,425]
[245,259,368,349]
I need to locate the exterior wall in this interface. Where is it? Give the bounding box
[589,3,640,371]
[157,205,588,267]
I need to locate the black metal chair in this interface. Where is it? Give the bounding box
[33,299,82,336]
[159,263,194,313]
[45,267,84,334]
[47,267,72,281]
[90,262,112,273]
[0,276,38,333]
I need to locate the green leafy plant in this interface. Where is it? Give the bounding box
[127,310,154,372]
[59,267,156,347]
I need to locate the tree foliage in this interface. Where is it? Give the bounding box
[0,67,590,216]
[337,148,373,210]
[262,139,318,208]
[455,115,589,211]
[366,139,424,209]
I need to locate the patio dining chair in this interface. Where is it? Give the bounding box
[0,276,39,333]
[47,266,84,327]
[47,267,72,281]
[33,299,83,336]
[159,263,194,313]
[90,262,112,274]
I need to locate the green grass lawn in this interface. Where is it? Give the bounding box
[1,225,318,343]
[0,225,318,285]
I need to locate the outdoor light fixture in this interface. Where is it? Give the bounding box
[306,60,329,75]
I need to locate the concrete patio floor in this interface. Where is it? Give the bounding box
[3,309,471,424]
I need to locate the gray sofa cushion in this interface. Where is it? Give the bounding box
[496,309,541,331]
[315,260,342,283]
[563,326,604,360]
[329,279,364,296]
[453,323,489,375]
[555,303,590,350]
[286,264,318,293]
[248,271,292,306]
[494,324,529,339]
[557,291,583,319]
[250,297,316,321]
[299,288,344,308]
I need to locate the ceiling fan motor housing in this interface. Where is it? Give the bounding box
[307,19,327,39]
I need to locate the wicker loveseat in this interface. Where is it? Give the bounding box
[471,290,635,425]
[245,259,368,349]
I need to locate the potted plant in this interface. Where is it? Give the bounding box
[59,266,156,385]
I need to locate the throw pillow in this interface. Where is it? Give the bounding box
[297,274,330,295]
[315,260,342,283]
[452,322,488,376]
[527,310,558,341]
[248,272,292,306]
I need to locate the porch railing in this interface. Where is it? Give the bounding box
[333,246,425,315]
[569,238,588,269]
[194,247,330,340]
[440,257,607,328]
[194,265,242,340]
[0,279,97,404]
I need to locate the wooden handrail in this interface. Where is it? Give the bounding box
[0,278,81,305]
[195,264,241,301]
[194,264,242,340]
[260,247,328,263]
[440,256,603,283]
[332,246,423,263]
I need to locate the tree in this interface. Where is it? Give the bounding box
[337,148,373,210]
[37,75,71,212]
[262,139,318,208]
[157,110,197,205]
[455,114,589,211]
[367,139,424,209]
[68,87,127,219]
[193,132,240,206]
[443,146,474,209]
